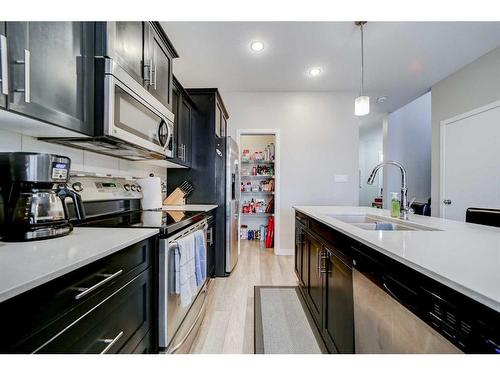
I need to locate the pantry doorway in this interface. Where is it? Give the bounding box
[236,129,280,254]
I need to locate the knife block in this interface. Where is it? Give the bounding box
[163,187,186,205]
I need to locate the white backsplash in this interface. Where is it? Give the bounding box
[0,128,167,180]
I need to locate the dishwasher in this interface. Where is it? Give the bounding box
[351,245,463,354]
[159,218,211,354]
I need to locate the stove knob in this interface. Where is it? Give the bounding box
[131,185,137,192]
[72,182,84,192]
[124,184,131,191]
[137,185,142,192]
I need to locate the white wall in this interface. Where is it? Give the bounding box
[359,125,383,206]
[225,92,359,252]
[431,46,500,216]
[385,92,432,206]
[0,128,167,179]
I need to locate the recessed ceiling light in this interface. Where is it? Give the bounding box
[250,41,264,52]
[376,96,388,104]
[308,67,322,77]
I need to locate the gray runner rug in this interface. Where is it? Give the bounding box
[254,286,326,354]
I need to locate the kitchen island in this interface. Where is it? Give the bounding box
[293,206,500,354]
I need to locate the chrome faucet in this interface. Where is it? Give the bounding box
[367,161,410,220]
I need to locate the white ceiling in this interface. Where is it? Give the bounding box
[161,22,500,125]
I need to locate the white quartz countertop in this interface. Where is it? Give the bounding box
[0,227,159,303]
[294,206,500,313]
[163,204,218,212]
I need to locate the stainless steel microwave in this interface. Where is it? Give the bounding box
[43,58,174,161]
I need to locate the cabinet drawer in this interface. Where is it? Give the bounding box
[35,269,153,353]
[0,237,155,353]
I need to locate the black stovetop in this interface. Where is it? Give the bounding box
[76,209,205,236]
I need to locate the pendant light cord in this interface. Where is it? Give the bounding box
[360,22,364,96]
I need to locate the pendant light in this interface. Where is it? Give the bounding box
[355,21,369,116]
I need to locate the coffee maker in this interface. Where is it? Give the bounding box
[0,152,85,241]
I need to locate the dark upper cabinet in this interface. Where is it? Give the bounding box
[0,23,6,109]
[170,76,194,166]
[6,22,95,135]
[104,22,145,84]
[179,99,192,164]
[215,98,228,138]
[145,23,174,110]
[97,22,177,111]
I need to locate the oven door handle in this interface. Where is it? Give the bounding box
[167,287,208,354]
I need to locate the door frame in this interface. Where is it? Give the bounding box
[439,99,500,219]
[236,128,281,255]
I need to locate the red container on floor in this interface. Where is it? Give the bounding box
[265,217,274,248]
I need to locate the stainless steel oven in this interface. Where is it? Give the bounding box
[42,58,174,161]
[159,218,211,353]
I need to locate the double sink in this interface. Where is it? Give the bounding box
[327,214,439,231]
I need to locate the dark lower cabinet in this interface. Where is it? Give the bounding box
[0,237,157,354]
[307,233,323,327]
[6,22,95,135]
[295,214,355,354]
[36,270,153,354]
[207,214,216,278]
[323,247,354,354]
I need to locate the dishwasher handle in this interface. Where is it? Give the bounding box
[352,245,418,312]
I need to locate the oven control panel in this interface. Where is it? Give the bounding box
[68,176,143,201]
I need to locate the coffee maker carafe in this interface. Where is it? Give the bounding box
[0,152,85,241]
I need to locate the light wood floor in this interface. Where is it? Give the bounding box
[189,240,298,354]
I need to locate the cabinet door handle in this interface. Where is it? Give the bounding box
[14,49,30,103]
[99,331,124,354]
[143,59,151,84]
[153,63,157,89]
[0,35,8,95]
[74,269,123,300]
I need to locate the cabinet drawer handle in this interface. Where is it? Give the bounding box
[0,35,8,95]
[14,49,30,103]
[99,331,124,354]
[74,269,123,300]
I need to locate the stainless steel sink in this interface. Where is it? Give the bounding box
[327,214,438,231]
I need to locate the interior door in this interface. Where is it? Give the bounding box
[441,103,500,221]
[7,22,94,134]
[0,22,6,109]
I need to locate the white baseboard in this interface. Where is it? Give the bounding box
[274,248,294,256]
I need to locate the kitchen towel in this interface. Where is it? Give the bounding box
[137,176,163,210]
[176,233,197,307]
[194,229,207,286]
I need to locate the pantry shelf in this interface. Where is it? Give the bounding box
[241,160,275,165]
[240,175,274,179]
[241,213,274,217]
[241,191,274,195]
